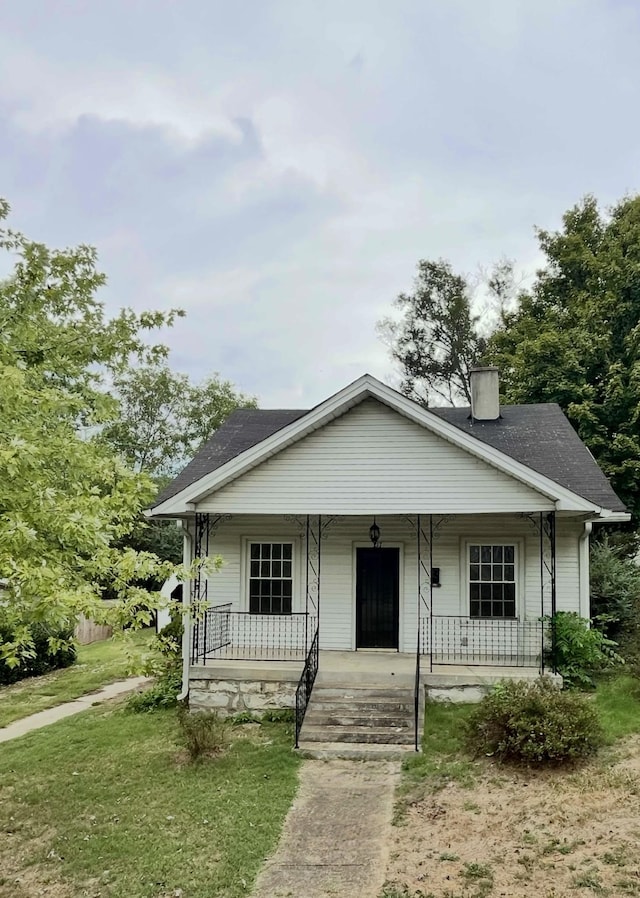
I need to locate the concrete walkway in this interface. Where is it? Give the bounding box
[0,676,150,743]
[252,759,400,898]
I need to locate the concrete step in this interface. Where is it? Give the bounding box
[311,687,414,702]
[300,724,415,744]
[304,710,412,728]
[308,698,414,713]
[296,741,419,760]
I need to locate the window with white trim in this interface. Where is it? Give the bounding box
[469,544,516,618]
[248,542,293,614]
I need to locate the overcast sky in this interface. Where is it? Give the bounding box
[2,0,639,407]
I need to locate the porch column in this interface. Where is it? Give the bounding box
[539,511,557,674]
[305,514,321,649]
[416,514,433,672]
[191,512,231,664]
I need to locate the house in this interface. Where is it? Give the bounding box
[147,369,628,755]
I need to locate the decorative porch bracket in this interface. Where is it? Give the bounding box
[191,512,232,664]
[522,511,557,674]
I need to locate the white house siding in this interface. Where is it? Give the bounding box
[197,398,554,515]
[194,513,582,654]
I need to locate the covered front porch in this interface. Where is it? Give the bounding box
[185,510,565,746]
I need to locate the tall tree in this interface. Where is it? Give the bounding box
[487,195,640,522]
[378,259,488,405]
[0,199,183,665]
[101,363,257,478]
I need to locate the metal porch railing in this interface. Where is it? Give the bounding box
[190,606,313,664]
[422,615,545,668]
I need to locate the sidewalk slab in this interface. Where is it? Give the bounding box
[0,676,150,743]
[252,759,399,898]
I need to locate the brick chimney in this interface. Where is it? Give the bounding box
[470,367,500,421]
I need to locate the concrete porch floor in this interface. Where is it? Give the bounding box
[192,649,547,689]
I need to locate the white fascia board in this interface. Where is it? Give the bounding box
[590,512,631,523]
[150,374,603,517]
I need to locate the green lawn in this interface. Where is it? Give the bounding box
[0,704,300,898]
[0,629,153,728]
[593,674,640,742]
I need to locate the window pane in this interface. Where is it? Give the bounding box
[481,565,491,581]
[481,601,491,617]
[249,542,293,615]
[504,564,515,581]
[470,564,479,581]
[492,601,503,617]
[493,546,503,563]
[493,564,503,581]
[481,546,491,563]
[504,546,514,563]
[504,583,516,602]
[504,600,516,617]
[470,600,480,617]
[480,584,492,601]
[470,545,480,564]
[492,584,504,602]
[470,583,479,601]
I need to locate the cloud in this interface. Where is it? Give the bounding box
[1,0,640,407]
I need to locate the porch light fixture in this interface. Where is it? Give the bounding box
[369,517,381,548]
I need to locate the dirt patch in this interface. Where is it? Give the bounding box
[385,740,640,897]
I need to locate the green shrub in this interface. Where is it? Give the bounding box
[547,611,623,688]
[127,608,182,712]
[0,619,76,685]
[178,707,229,761]
[127,666,183,712]
[465,678,604,765]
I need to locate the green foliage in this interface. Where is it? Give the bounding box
[549,611,624,688]
[465,678,604,765]
[100,361,257,478]
[487,195,640,523]
[590,537,640,651]
[178,707,230,760]
[0,616,76,684]
[127,667,182,713]
[128,608,183,712]
[378,259,489,405]
[0,198,186,665]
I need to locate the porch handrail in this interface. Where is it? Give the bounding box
[294,625,319,749]
[414,627,421,752]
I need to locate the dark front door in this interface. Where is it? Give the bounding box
[356,547,400,649]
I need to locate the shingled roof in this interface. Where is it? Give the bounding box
[151,401,626,513]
